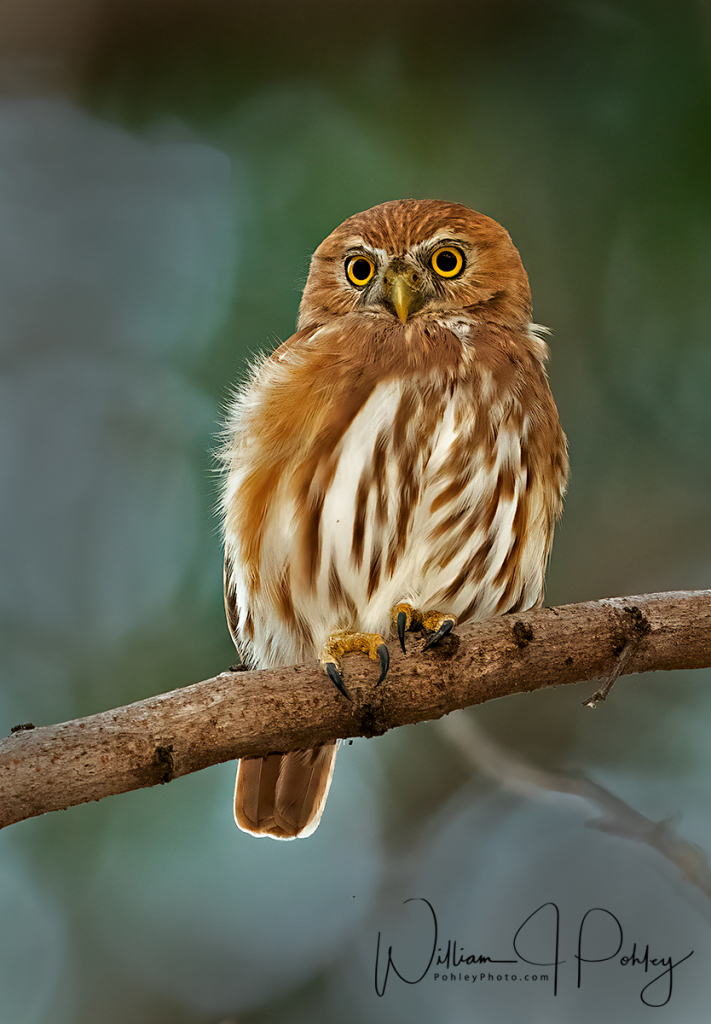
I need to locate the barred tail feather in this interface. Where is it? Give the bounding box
[234,742,338,840]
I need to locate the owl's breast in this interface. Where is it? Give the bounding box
[224,353,565,665]
[313,366,565,638]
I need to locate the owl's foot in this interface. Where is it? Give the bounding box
[391,602,422,653]
[320,630,390,700]
[390,603,458,653]
[421,610,458,650]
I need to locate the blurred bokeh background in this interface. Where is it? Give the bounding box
[0,0,710,1020]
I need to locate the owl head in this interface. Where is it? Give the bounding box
[297,199,532,333]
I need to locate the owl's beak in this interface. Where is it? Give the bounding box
[385,271,422,324]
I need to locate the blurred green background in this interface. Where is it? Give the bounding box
[1,0,710,1021]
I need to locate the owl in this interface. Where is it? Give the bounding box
[220,199,567,839]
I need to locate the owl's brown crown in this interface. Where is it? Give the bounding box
[297,198,532,332]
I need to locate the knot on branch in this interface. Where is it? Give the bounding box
[512,620,535,648]
[613,604,652,653]
[583,602,653,708]
[152,744,175,784]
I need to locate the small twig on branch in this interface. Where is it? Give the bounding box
[0,591,709,831]
[439,714,711,899]
[582,603,653,707]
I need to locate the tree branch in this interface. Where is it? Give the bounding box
[1,591,709,830]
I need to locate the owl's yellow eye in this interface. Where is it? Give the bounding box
[346,255,376,287]
[431,246,464,278]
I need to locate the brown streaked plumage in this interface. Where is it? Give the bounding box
[220,199,567,839]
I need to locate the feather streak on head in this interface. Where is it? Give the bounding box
[298,199,533,333]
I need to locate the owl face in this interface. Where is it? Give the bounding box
[297,199,532,332]
[340,231,472,324]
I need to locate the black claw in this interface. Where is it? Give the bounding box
[422,618,455,651]
[326,662,352,700]
[376,643,390,684]
[396,611,407,654]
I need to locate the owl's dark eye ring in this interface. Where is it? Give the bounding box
[431,246,464,278]
[345,255,376,287]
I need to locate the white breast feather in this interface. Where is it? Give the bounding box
[224,374,551,666]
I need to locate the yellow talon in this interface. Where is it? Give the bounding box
[390,603,458,654]
[319,629,390,698]
[390,602,422,632]
[391,602,421,653]
[422,610,458,650]
[421,610,458,633]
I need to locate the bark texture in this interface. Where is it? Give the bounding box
[1,591,709,829]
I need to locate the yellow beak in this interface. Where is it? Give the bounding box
[388,273,419,324]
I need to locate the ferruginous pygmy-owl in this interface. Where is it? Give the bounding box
[220,199,568,839]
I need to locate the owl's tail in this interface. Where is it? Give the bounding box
[234,742,338,839]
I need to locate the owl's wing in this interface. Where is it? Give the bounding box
[223,553,243,655]
[224,553,338,840]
